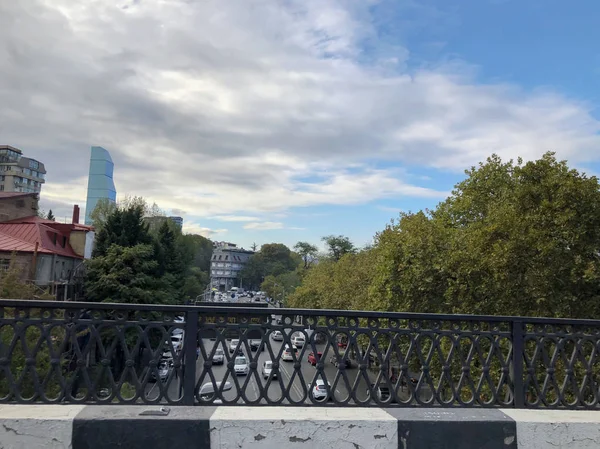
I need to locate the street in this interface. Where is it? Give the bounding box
[144,328,378,404]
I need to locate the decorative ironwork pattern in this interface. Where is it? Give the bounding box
[0,299,599,408]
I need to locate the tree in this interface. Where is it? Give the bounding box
[240,243,300,289]
[85,244,171,304]
[322,235,356,261]
[260,270,302,303]
[251,242,258,252]
[46,210,55,221]
[294,241,318,268]
[92,204,152,258]
[156,221,186,300]
[374,152,600,319]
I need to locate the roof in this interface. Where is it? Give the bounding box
[0,220,84,258]
[0,192,37,199]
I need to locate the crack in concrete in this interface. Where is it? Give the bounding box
[289,435,311,442]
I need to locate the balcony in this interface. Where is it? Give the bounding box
[0,299,598,409]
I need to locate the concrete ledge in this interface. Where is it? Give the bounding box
[502,409,600,449]
[210,406,398,448]
[1,406,600,449]
[0,404,86,449]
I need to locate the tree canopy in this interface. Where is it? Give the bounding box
[294,241,319,268]
[321,235,356,261]
[290,153,600,319]
[240,243,300,289]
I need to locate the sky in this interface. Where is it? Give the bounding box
[1,0,599,251]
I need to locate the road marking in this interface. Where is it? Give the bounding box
[278,361,304,401]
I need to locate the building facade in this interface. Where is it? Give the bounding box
[144,216,184,233]
[210,242,254,291]
[0,145,46,194]
[85,146,117,225]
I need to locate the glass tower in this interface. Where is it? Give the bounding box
[85,146,117,225]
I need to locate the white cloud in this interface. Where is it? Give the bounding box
[182,223,227,238]
[243,222,285,230]
[0,0,598,229]
[210,215,261,222]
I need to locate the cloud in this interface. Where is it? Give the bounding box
[1,0,598,228]
[210,215,261,222]
[243,222,285,231]
[182,223,227,238]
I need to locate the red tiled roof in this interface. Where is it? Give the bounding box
[0,222,82,258]
[1,216,94,231]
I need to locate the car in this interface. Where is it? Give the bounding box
[311,379,330,401]
[229,339,240,353]
[307,352,322,366]
[168,333,184,352]
[250,339,264,351]
[212,348,225,365]
[151,359,173,382]
[369,384,395,403]
[199,381,232,403]
[271,330,283,341]
[281,344,298,361]
[291,334,305,348]
[262,360,276,379]
[330,355,352,369]
[234,355,249,375]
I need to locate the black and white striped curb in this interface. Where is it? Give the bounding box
[1,405,599,449]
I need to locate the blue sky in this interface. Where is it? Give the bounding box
[2,0,599,252]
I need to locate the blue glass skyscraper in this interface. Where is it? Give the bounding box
[85,146,116,225]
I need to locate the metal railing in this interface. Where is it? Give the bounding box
[1,299,600,408]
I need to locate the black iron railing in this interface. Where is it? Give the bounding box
[1,299,600,408]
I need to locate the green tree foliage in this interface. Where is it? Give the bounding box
[321,235,356,261]
[178,234,213,299]
[85,244,171,304]
[46,210,55,221]
[260,270,302,304]
[88,198,118,231]
[294,241,319,268]
[241,243,300,289]
[92,204,152,258]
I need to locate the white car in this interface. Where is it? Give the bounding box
[291,334,305,348]
[271,330,283,341]
[168,333,184,352]
[212,348,225,365]
[199,381,232,403]
[311,379,330,401]
[262,360,276,379]
[229,339,240,353]
[281,344,298,361]
[234,355,249,375]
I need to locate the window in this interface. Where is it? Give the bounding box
[0,259,10,272]
[0,185,3,191]
[225,255,229,260]
[218,255,222,260]
[29,160,39,170]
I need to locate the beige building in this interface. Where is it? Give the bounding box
[0,145,46,194]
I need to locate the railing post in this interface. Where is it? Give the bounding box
[183,310,199,406]
[511,319,525,408]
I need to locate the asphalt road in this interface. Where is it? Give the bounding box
[144,332,375,404]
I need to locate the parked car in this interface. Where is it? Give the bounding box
[291,334,305,348]
[271,330,283,341]
[229,339,240,353]
[330,353,352,369]
[250,339,264,351]
[262,360,276,379]
[199,381,232,403]
[307,352,322,366]
[212,348,225,365]
[311,379,330,401]
[234,355,249,375]
[281,344,298,361]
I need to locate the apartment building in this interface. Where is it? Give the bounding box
[0,145,46,194]
[210,242,254,291]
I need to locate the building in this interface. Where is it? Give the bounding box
[144,216,184,233]
[85,146,116,225]
[169,216,183,229]
[0,145,46,194]
[0,194,94,299]
[210,242,254,291]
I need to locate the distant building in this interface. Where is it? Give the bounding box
[210,242,254,291]
[169,216,183,229]
[144,215,184,233]
[0,145,46,194]
[85,146,116,225]
[0,194,94,299]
